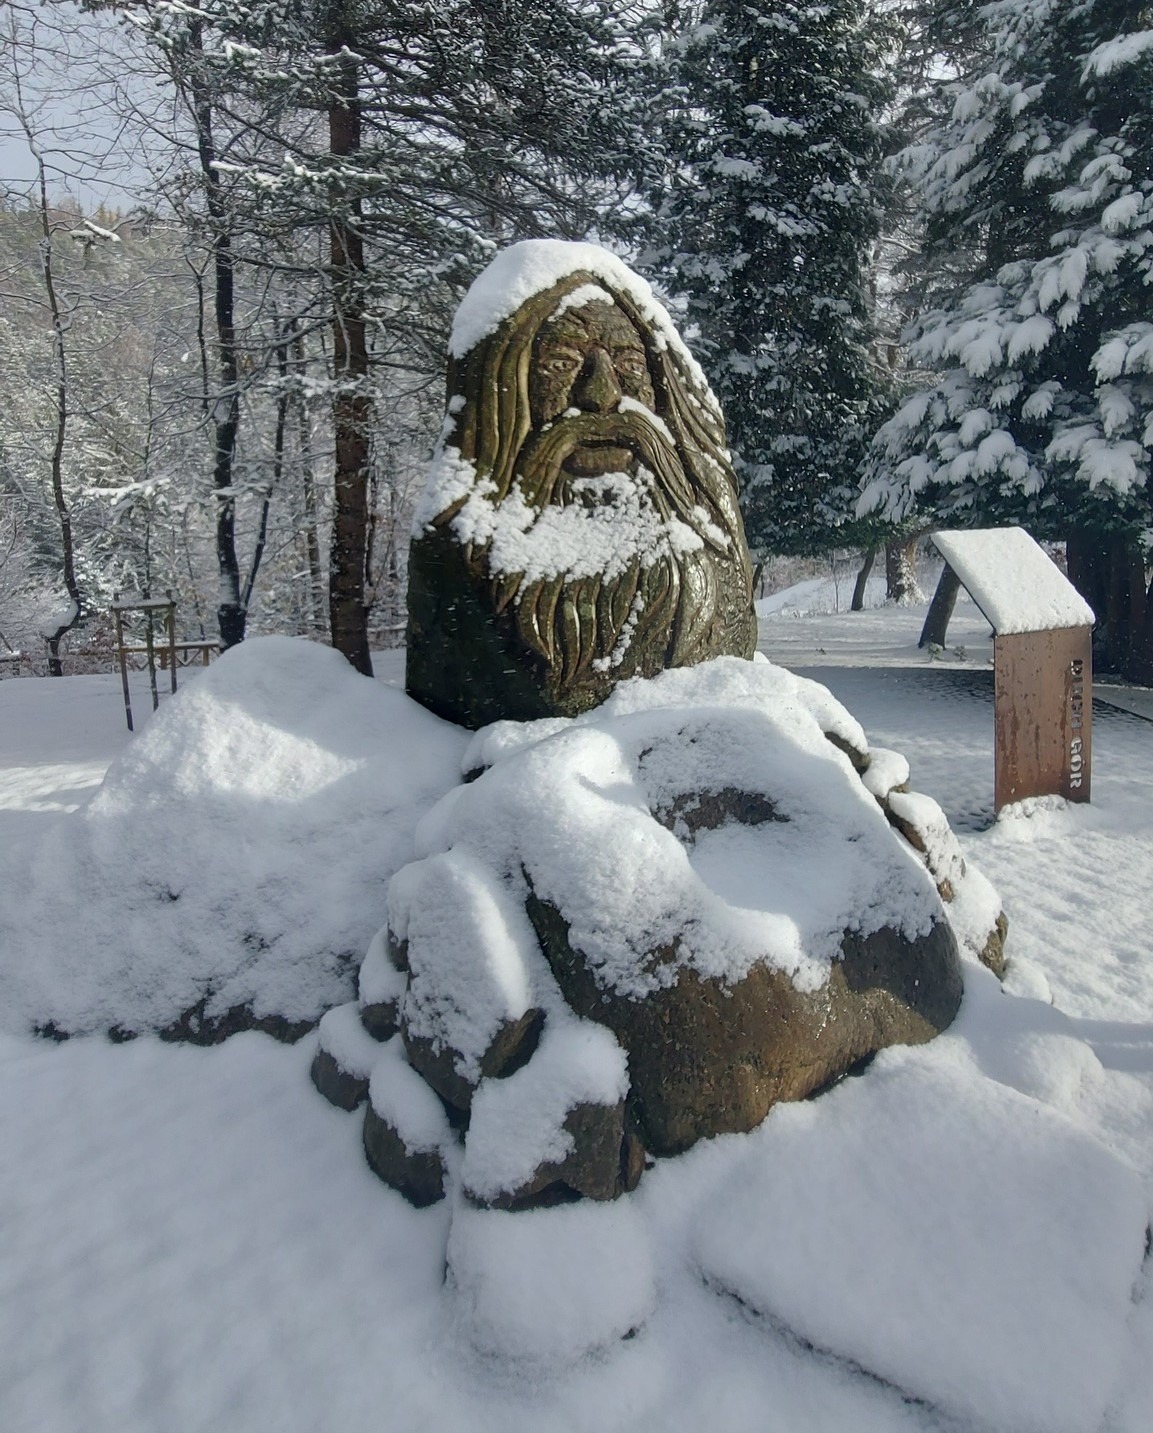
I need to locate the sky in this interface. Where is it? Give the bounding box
[0,1,156,214]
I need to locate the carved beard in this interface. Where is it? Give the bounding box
[482,407,733,693]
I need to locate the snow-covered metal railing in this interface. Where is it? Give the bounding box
[110,591,178,732]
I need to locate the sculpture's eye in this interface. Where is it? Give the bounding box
[541,348,582,375]
[615,350,648,381]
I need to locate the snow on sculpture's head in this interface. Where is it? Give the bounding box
[406,240,758,728]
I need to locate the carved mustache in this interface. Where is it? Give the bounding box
[515,408,699,518]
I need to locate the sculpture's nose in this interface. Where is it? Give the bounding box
[572,347,622,414]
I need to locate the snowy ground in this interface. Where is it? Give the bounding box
[4,584,1153,1433]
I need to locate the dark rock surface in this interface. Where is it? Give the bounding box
[160,998,314,1046]
[466,1099,628,1210]
[310,1047,370,1112]
[362,1103,447,1208]
[526,892,963,1157]
[401,1007,545,1115]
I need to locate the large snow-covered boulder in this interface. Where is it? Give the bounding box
[313,658,1001,1211]
[422,658,965,1162]
[695,1042,1147,1433]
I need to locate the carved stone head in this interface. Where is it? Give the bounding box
[406,242,757,728]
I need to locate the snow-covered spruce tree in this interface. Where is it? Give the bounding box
[861,2,1153,674]
[648,0,897,558]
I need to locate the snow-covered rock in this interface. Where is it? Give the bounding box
[3,636,468,1040]
[446,1197,656,1363]
[696,1043,1147,1433]
[373,656,967,1183]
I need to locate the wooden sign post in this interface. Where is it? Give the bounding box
[931,529,1095,815]
[993,627,1091,809]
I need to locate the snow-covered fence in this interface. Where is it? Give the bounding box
[110,592,219,731]
[0,651,33,678]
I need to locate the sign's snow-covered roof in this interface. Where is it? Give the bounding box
[932,528,1095,634]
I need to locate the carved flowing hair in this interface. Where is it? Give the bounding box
[418,269,756,709]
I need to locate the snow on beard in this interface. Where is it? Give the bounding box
[406,260,757,728]
[489,401,726,681]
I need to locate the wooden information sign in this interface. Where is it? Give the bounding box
[993,626,1091,809]
[931,529,1095,815]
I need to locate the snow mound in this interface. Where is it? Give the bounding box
[949,960,1106,1117]
[695,1044,1146,1433]
[447,1197,655,1363]
[2,637,467,1037]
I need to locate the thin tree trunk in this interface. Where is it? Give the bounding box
[294,331,325,634]
[187,256,211,419]
[851,548,876,612]
[327,15,374,676]
[23,83,81,673]
[242,323,287,614]
[181,505,208,639]
[187,16,245,650]
[919,563,961,647]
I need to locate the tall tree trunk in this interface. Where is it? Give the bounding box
[187,17,245,649]
[851,547,876,611]
[1065,529,1107,618]
[886,537,921,604]
[327,12,374,676]
[1066,529,1151,678]
[1139,568,1153,685]
[1113,541,1147,677]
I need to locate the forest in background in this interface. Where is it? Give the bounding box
[2,1,1151,677]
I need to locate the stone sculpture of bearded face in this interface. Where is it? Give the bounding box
[406,258,757,728]
[528,300,656,472]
